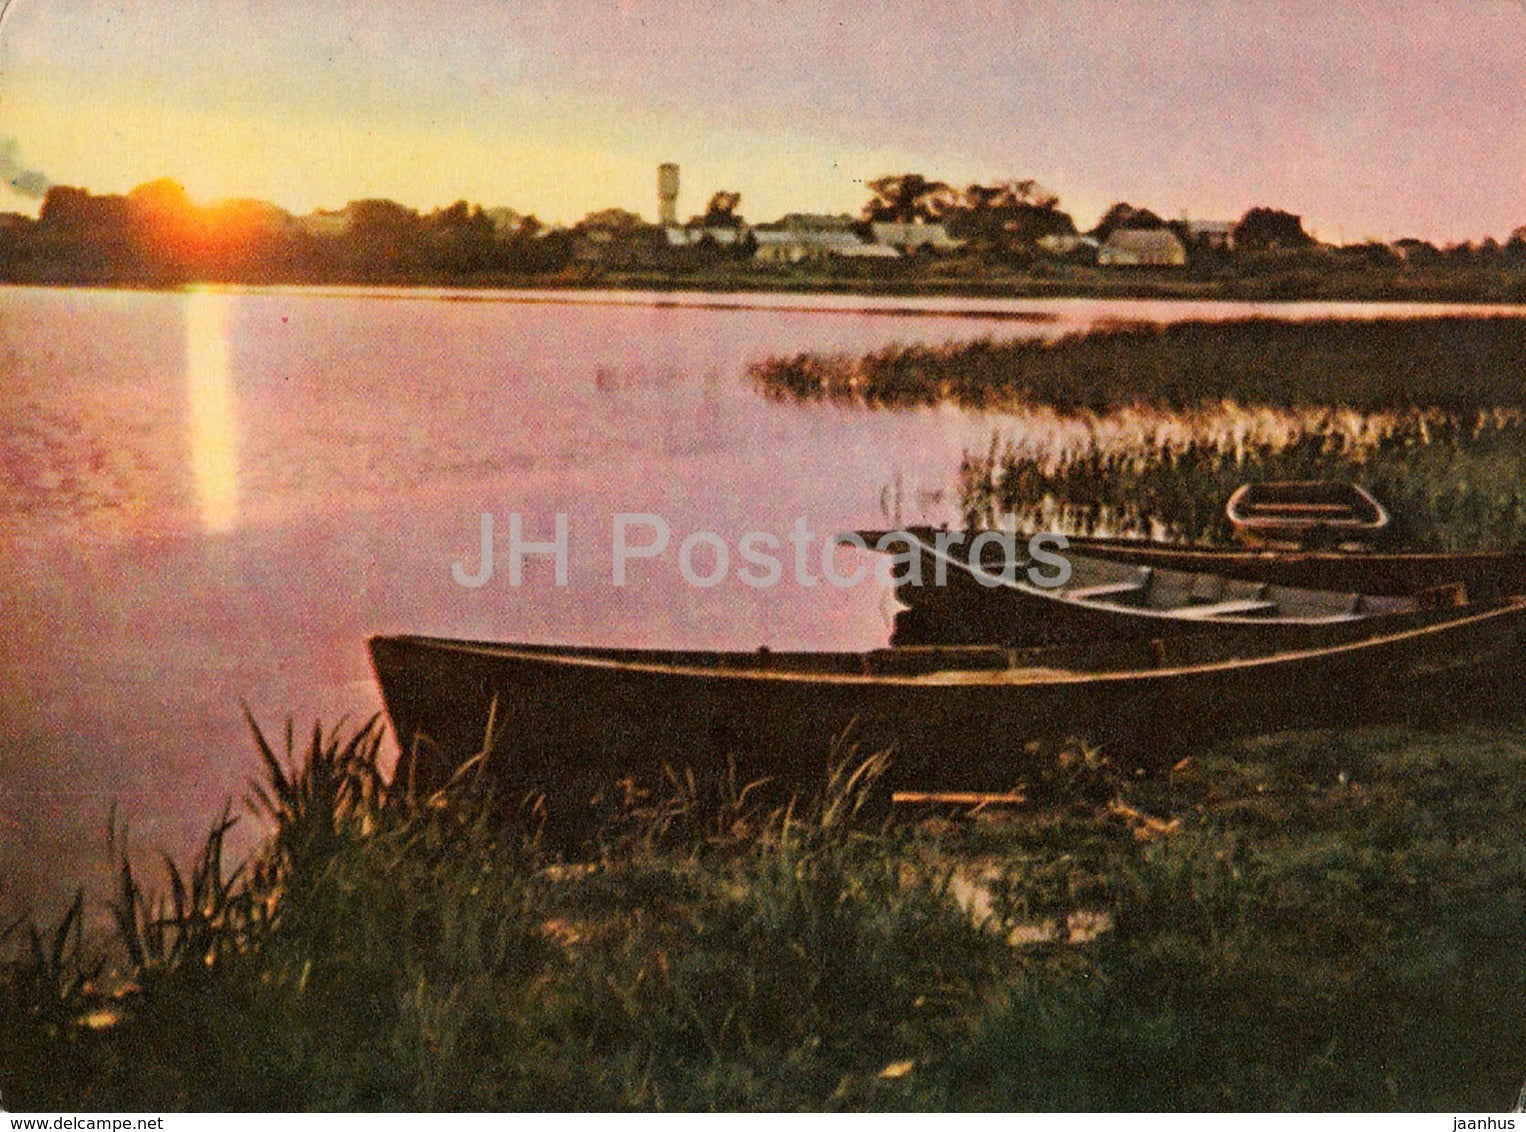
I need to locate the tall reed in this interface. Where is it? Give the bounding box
[4,710,1523,1110]
[960,412,1525,548]
[749,317,1526,413]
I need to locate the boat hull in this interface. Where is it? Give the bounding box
[857,528,1526,600]
[1225,481,1390,549]
[370,600,1525,827]
[858,528,1426,648]
[1051,536,1526,600]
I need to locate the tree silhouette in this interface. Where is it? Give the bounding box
[576,208,647,233]
[700,191,743,227]
[1233,207,1313,252]
[1091,202,1167,241]
[948,180,1075,249]
[962,180,1060,212]
[862,175,957,223]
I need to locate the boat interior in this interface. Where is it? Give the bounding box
[915,536,1418,622]
[1230,481,1387,525]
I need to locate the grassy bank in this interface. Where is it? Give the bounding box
[960,412,1526,548]
[3,713,1524,1110]
[750,316,1526,412]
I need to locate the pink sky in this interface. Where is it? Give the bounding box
[1,0,1522,241]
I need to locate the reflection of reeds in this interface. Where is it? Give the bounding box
[749,316,1526,412]
[960,413,1526,549]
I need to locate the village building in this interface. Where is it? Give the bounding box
[753,228,867,262]
[1035,233,1099,257]
[1096,227,1188,267]
[663,224,748,248]
[774,212,858,232]
[869,221,963,254]
[752,214,867,262]
[1183,219,1235,250]
[832,243,902,259]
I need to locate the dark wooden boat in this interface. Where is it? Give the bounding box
[370,598,1525,825]
[1225,481,1390,549]
[852,527,1435,648]
[855,527,1526,601]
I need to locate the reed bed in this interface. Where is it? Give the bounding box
[756,316,1526,549]
[749,316,1526,413]
[3,710,1525,1110]
[959,411,1526,548]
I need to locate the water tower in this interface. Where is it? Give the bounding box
[657,163,679,227]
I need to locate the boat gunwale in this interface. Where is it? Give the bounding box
[370,595,1526,689]
[1225,481,1391,536]
[853,527,1526,566]
[867,528,1405,625]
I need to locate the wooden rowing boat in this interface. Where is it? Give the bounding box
[369,598,1525,825]
[1225,481,1390,549]
[855,527,1526,601]
[852,527,1437,647]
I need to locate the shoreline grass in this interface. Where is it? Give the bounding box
[960,412,1526,548]
[736,314,1526,549]
[750,316,1526,413]
[4,711,1524,1111]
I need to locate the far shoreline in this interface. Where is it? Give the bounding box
[6,270,1526,309]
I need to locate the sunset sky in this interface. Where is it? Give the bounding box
[1,0,1522,242]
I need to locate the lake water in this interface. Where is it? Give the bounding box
[2,285,1517,916]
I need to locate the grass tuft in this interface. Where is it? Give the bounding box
[2,711,1523,1109]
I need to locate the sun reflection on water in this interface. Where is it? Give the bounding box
[185,288,238,533]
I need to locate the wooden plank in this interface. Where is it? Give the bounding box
[1172,598,1280,619]
[1243,503,1352,517]
[1065,577,1150,602]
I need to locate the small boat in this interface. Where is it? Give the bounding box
[856,527,1526,601]
[370,598,1525,825]
[1225,481,1390,549]
[852,527,1433,648]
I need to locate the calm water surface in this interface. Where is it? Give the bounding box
[2,285,1515,914]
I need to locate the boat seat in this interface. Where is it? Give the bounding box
[1065,568,1152,603]
[1188,573,1225,604]
[1244,502,1352,517]
[1414,582,1467,609]
[1171,598,1280,619]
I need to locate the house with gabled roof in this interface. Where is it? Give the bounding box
[1097,228,1187,267]
[870,222,962,253]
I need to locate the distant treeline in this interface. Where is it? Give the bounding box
[750,316,1526,412]
[0,180,584,285]
[3,175,1526,298]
